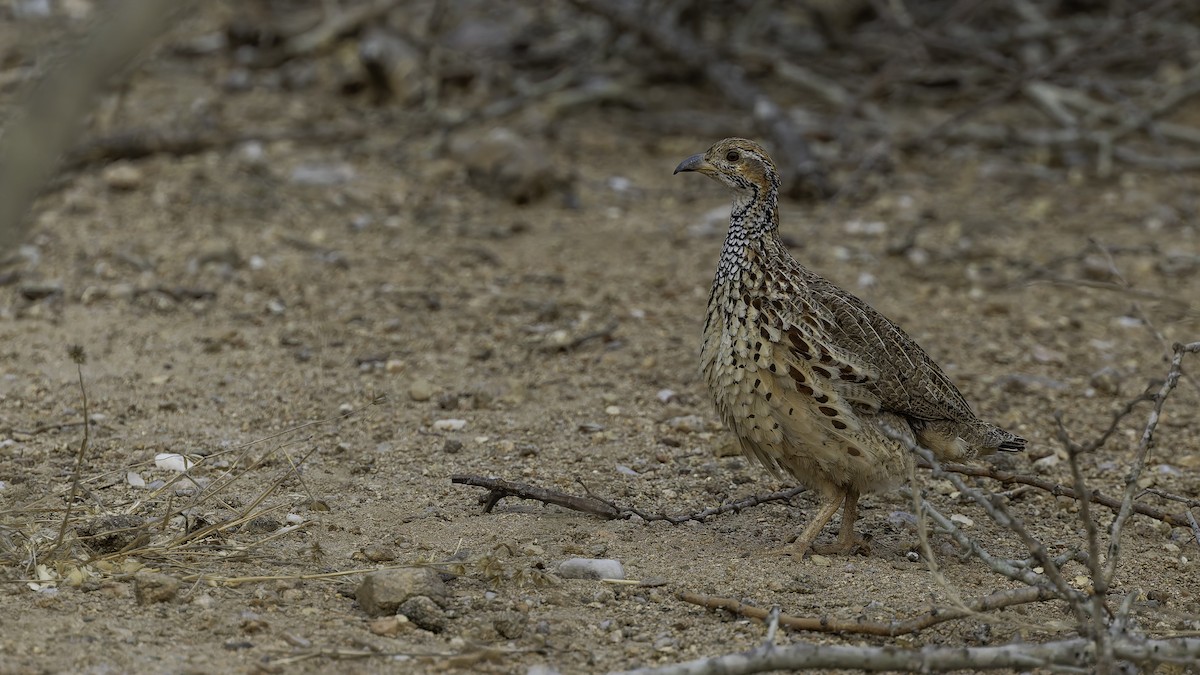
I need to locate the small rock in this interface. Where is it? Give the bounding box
[19,282,63,301]
[1033,453,1061,472]
[290,163,355,186]
[557,558,624,581]
[361,545,396,562]
[358,28,424,104]
[133,572,180,604]
[1157,253,1200,277]
[493,611,527,639]
[809,554,832,567]
[235,141,266,167]
[843,219,887,236]
[243,516,282,534]
[1089,367,1122,396]
[604,405,621,416]
[655,389,677,404]
[1080,254,1115,281]
[432,418,466,431]
[442,439,463,454]
[408,379,434,401]
[355,567,448,617]
[399,595,447,632]
[950,514,975,528]
[664,415,707,433]
[1031,344,1066,365]
[367,615,411,636]
[997,373,1067,394]
[102,162,144,190]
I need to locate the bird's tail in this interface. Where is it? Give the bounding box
[988,425,1026,453]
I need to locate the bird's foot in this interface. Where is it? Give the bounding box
[812,532,868,556]
[763,539,815,559]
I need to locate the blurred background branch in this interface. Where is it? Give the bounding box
[3,0,1199,237]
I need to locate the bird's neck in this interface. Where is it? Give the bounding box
[715,189,781,283]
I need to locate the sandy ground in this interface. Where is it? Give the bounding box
[2,5,1200,675]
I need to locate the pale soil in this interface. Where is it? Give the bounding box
[2,7,1200,675]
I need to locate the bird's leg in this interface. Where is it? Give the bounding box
[813,486,864,555]
[766,491,846,558]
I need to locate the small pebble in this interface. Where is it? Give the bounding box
[355,567,448,617]
[362,545,396,562]
[1089,367,1122,396]
[102,162,144,190]
[290,163,355,186]
[432,418,466,431]
[399,595,447,632]
[154,453,194,472]
[1033,454,1061,472]
[665,415,707,433]
[809,554,832,567]
[408,379,434,401]
[133,572,180,605]
[557,558,625,580]
[367,615,411,637]
[493,611,527,639]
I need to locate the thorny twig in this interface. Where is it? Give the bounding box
[678,586,1056,637]
[451,475,807,524]
[1103,342,1200,586]
[612,635,1200,674]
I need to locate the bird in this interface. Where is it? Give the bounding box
[674,138,1025,557]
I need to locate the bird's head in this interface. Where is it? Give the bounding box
[673,138,780,198]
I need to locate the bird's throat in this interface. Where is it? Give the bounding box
[716,191,780,284]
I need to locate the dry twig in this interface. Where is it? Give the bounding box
[678,587,1056,637]
[450,474,806,525]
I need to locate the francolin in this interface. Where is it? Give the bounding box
[675,138,1024,557]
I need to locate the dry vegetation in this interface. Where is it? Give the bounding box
[2,1,1200,673]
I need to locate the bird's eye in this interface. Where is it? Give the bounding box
[726,151,740,162]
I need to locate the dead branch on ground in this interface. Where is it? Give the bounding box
[451,474,806,525]
[677,587,1056,637]
[611,634,1200,674]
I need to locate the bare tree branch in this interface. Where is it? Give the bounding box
[567,0,830,198]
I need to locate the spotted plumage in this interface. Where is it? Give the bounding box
[675,138,1025,556]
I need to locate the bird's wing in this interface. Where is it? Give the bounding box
[803,277,977,423]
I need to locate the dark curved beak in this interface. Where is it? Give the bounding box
[673,153,707,175]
